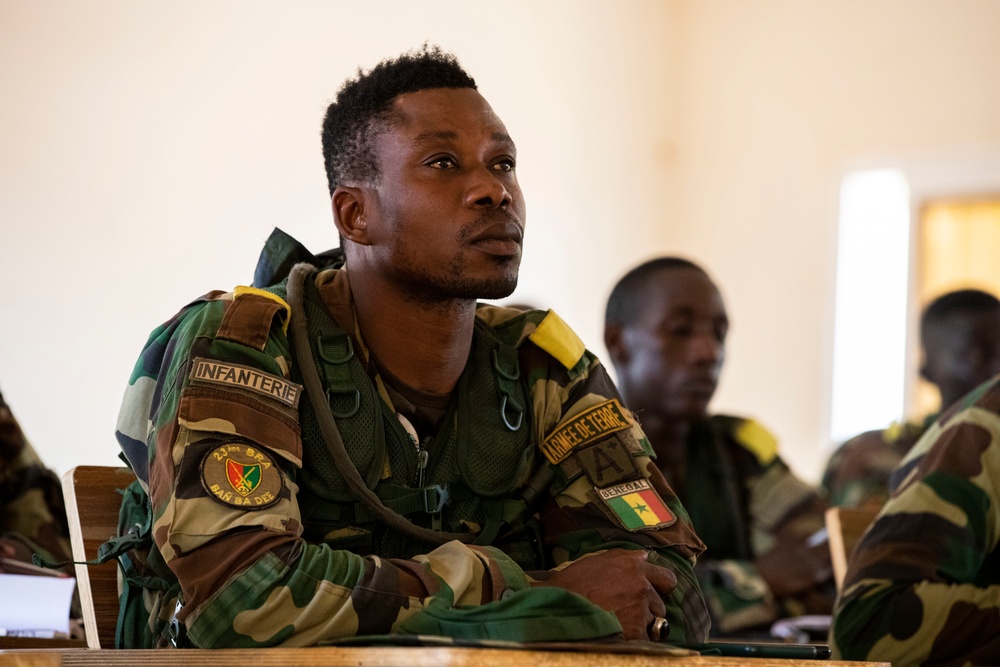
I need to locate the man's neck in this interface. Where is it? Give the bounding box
[350,275,476,395]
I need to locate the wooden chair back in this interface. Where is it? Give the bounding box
[825,506,880,593]
[61,465,137,649]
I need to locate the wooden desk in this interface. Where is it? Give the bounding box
[0,646,889,667]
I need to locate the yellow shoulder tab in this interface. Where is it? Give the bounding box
[233,285,291,334]
[528,310,586,370]
[733,418,778,466]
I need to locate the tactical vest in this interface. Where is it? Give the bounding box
[267,274,545,569]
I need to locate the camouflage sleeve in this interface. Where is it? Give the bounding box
[831,386,1000,665]
[522,341,710,644]
[0,392,72,567]
[822,429,906,510]
[116,292,520,648]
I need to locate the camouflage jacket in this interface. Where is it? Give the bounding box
[0,390,72,569]
[822,415,935,510]
[668,416,833,636]
[114,231,710,648]
[830,378,1000,665]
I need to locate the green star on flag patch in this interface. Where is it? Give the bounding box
[597,478,676,531]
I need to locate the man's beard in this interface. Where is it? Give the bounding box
[396,255,520,305]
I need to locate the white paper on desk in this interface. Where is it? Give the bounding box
[0,573,75,635]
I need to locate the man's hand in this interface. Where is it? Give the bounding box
[532,549,677,640]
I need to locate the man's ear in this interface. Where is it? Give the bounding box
[332,186,370,245]
[604,323,629,366]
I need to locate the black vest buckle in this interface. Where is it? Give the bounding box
[422,484,450,515]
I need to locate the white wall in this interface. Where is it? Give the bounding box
[657,0,1000,480]
[0,0,681,473]
[3,0,1000,483]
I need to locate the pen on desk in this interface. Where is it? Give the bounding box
[680,642,832,660]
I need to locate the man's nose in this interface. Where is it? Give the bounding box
[464,167,512,209]
[690,332,723,365]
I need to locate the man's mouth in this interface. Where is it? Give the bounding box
[468,221,523,257]
[682,377,718,397]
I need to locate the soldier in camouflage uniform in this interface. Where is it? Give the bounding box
[0,389,72,572]
[823,289,1000,510]
[605,258,834,637]
[830,374,1000,665]
[113,47,711,648]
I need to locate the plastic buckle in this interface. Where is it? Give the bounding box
[422,484,449,514]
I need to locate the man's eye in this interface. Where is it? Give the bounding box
[492,159,515,172]
[428,156,457,169]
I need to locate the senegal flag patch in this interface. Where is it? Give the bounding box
[201,442,282,510]
[597,478,676,531]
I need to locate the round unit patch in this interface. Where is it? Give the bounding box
[201,442,283,510]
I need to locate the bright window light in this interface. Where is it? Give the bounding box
[830,169,910,444]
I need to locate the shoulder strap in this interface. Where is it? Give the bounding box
[527,310,586,371]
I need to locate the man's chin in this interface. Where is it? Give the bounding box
[405,272,519,303]
[669,399,713,422]
[476,275,519,300]
[450,265,519,300]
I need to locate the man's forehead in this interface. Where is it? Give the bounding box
[653,268,720,298]
[410,128,513,147]
[647,270,726,317]
[388,88,512,142]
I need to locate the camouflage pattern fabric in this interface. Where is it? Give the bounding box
[822,415,935,510]
[113,233,710,648]
[830,376,1000,666]
[0,390,72,570]
[677,416,833,636]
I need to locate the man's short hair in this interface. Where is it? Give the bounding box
[605,257,707,327]
[921,288,1000,339]
[321,44,477,194]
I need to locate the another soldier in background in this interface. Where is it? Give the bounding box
[113,47,710,648]
[830,375,1000,664]
[0,388,72,571]
[604,257,834,637]
[822,289,1000,510]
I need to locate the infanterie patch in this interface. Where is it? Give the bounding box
[201,442,283,510]
[189,357,302,408]
[597,478,676,531]
[572,434,641,487]
[541,399,632,464]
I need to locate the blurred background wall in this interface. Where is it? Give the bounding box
[3,0,1000,481]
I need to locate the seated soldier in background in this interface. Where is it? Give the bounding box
[830,374,1000,664]
[823,289,1000,510]
[604,257,834,637]
[113,47,710,648]
[0,388,72,573]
